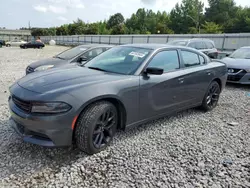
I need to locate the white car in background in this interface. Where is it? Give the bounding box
[6,40,27,47]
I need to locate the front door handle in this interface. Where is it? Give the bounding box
[178,78,184,84]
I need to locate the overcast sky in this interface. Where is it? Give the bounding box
[0,0,249,29]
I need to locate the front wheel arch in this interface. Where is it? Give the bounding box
[74,96,127,133]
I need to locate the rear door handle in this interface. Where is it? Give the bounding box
[178,78,184,84]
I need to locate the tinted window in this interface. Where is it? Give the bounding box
[56,46,88,60]
[188,42,206,49]
[188,42,196,48]
[182,51,200,67]
[205,41,214,49]
[167,40,188,46]
[147,50,180,72]
[84,48,105,59]
[199,55,205,64]
[196,42,206,49]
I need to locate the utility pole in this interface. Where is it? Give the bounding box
[187,2,201,34]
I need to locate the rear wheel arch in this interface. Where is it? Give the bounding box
[212,78,222,92]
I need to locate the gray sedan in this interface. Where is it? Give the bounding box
[8,44,227,155]
[26,44,113,74]
[221,46,250,84]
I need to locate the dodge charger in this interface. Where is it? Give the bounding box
[8,44,227,155]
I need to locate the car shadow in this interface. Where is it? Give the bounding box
[226,83,250,91]
[0,108,202,180]
[0,119,84,179]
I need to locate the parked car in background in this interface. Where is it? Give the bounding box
[25,44,113,74]
[167,38,218,59]
[20,41,45,49]
[8,44,227,155]
[0,39,5,47]
[221,46,250,84]
[6,39,27,47]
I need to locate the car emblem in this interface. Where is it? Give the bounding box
[228,69,234,73]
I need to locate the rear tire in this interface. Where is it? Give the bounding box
[74,101,118,155]
[200,81,221,112]
[6,44,11,47]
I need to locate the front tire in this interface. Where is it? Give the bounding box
[74,101,118,155]
[200,81,221,111]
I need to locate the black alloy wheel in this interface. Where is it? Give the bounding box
[200,81,221,111]
[75,101,118,155]
[93,109,116,149]
[206,83,220,108]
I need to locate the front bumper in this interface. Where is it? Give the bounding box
[8,96,76,147]
[227,69,250,84]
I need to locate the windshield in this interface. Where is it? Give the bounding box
[84,46,152,75]
[229,48,250,59]
[167,40,188,46]
[55,46,87,60]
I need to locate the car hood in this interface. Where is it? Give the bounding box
[17,66,127,93]
[221,57,250,69]
[28,57,69,68]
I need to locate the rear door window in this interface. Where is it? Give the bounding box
[181,50,200,67]
[204,41,215,49]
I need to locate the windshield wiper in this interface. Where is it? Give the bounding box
[87,66,107,72]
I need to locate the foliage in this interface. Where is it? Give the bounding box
[201,21,223,33]
[29,0,250,36]
[107,13,125,29]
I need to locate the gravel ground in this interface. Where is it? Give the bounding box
[0,46,250,188]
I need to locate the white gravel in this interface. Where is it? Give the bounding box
[0,46,250,188]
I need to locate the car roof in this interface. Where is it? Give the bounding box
[120,43,202,51]
[169,38,214,43]
[77,44,114,48]
[240,46,250,49]
[120,43,177,50]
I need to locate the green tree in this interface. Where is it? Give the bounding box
[205,0,238,32]
[107,13,125,29]
[229,7,250,33]
[201,21,223,33]
[111,24,127,34]
[56,25,69,35]
[170,0,204,34]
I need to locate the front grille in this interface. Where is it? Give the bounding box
[26,66,34,74]
[12,95,31,113]
[227,69,247,81]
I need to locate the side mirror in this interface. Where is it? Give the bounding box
[78,56,88,62]
[144,67,164,75]
[225,53,230,57]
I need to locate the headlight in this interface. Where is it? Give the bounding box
[34,65,54,72]
[31,102,71,114]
